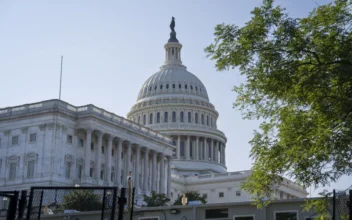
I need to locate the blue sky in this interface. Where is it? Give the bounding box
[0,0,350,196]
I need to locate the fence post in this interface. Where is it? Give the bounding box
[36,191,44,220]
[117,188,127,220]
[129,188,135,220]
[26,188,34,220]
[333,189,336,220]
[7,191,19,220]
[349,190,352,220]
[17,190,27,220]
[101,189,106,220]
[110,187,118,220]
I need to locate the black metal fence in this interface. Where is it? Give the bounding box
[332,187,352,220]
[0,186,134,220]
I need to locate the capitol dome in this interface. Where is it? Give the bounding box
[137,66,209,102]
[128,22,227,175]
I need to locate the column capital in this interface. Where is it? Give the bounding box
[86,128,93,134]
[95,130,104,138]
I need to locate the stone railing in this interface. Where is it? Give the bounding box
[0,99,173,145]
[171,170,252,182]
[148,123,226,139]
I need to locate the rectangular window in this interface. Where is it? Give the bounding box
[12,136,19,145]
[203,193,208,199]
[275,211,298,220]
[100,169,104,180]
[91,143,94,151]
[219,192,224,198]
[65,163,71,179]
[9,163,16,180]
[234,216,254,220]
[102,146,105,154]
[79,138,84,147]
[77,165,82,179]
[112,149,115,156]
[67,135,73,144]
[29,133,37,142]
[27,160,35,178]
[236,190,241,196]
[205,209,228,219]
[90,167,94,177]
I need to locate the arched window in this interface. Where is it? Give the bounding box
[149,87,152,91]
[157,112,160,123]
[207,115,209,126]
[185,84,188,89]
[138,116,141,124]
[180,112,184,122]
[188,112,192,123]
[195,86,198,91]
[143,115,146,125]
[154,86,157,90]
[195,113,199,124]
[149,113,153,124]
[172,111,176,122]
[201,114,204,124]
[164,112,168,123]
[190,142,193,158]
[191,85,193,90]
[166,84,169,89]
[180,141,185,157]
[211,117,213,127]
[173,84,175,89]
[179,84,181,89]
[160,85,163,89]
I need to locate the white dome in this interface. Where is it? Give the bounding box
[137,65,209,102]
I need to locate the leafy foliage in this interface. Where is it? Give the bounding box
[143,191,170,207]
[173,191,207,205]
[206,0,352,206]
[61,190,102,211]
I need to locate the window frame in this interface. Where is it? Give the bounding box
[12,135,19,146]
[180,111,184,122]
[274,210,298,220]
[172,111,176,122]
[233,215,255,220]
[164,112,168,123]
[236,190,241,196]
[219,192,224,198]
[149,113,153,124]
[67,135,73,144]
[29,133,37,143]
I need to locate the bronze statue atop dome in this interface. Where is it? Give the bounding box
[170,16,175,32]
[168,16,179,43]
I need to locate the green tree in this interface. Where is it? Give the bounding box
[143,191,170,207]
[205,0,352,207]
[61,190,102,211]
[173,191,207,205]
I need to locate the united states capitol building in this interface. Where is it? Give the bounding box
[0,20,307,205]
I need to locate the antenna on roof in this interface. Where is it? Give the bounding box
[59,56,63,100]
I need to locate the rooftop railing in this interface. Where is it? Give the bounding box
[0,99,173,145]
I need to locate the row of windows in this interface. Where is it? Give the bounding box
[145,83,204,93]
[136,111,214,127]
[204,209,298,220]
[0,133,37,147]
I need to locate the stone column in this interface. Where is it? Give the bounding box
[195,136,199,160]
[143,148,149,192]
[116,139,123,186]
[135,145,141,191]
[167,156,171,196]
[107,135,113,184]
[84,129,92,178]
[204,138,208,161]
[210,139,214,162]
[223,143,226,166]
[152,151,157,192]
[159,154,165,194]
[177,136,181,159]
[127,142,132,175]
[215,141,219,163]
[95,131,103,180]
[186,136,190,159]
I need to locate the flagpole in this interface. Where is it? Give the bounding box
[59,56,63,100]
